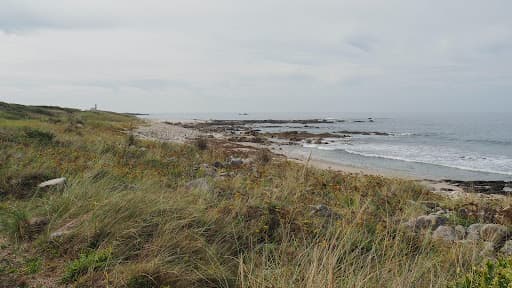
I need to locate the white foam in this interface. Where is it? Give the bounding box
[304,141,512,176]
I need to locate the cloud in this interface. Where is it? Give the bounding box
[0,0,511,112]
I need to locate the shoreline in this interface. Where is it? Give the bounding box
[135,118,512,198]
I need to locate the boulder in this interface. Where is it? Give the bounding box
[432,226,457,241]
[37,177,66,188]
[480,241,496,259]
[455,225,466,239]
[480,224,508,243]
[500,240,512,256]
[466,224,485,241]
[432,225,465,242]
[404,214,447,231]
[466,223,508,244]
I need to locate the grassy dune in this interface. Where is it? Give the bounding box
[0,102,509,287]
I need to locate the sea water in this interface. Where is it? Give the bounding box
[145,112,512,181]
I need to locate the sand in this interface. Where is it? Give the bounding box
[134,120,204,143]
[135,120,506,200]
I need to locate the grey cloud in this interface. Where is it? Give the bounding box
[0,0,511,113]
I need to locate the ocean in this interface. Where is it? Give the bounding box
[145,112,512,181]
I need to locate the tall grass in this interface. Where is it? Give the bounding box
[0,102,503,287]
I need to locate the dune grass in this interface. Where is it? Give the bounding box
[0,102,508,287]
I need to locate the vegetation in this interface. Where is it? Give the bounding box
[0,101,510,287]
[451,259,512,288]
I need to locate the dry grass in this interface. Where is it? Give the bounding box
[0,102,507,287]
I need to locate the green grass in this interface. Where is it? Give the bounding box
[0,101,511,287]
[62,248,112,283]
[451,259,512,288]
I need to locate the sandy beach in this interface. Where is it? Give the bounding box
[135,119,511,200]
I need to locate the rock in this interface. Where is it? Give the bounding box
[466,223,508,244]
[455,225,466,239]
[481,241,496,258]
[466,224,485,241]
[228,157,244,167]
[50,231,69,240]
[27,217,49,239]
[432,226,457,241]
[480,224,508,243]
[37,177,66,188]
[309,204,342,220]
[213,161,224,169]
[404,214,447,231]
[185,178,211,192]
[500,240,512,256]
[432,225,465,242]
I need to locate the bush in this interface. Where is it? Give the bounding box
[127,134,137,146]
[0,206,29,241]
[451,258,512,288]
[194,137,208,150]
[61,249,112,283]
[256,149,272,164]
[24,128,55,144]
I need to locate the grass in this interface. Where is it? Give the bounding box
[0,101,510,287]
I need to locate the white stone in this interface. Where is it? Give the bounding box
[37,177,66,188]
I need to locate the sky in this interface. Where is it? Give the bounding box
[0,0,511,113]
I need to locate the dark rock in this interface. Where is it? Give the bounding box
[213,161,224,169]
[27,217,49,239]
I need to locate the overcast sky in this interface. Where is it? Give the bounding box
[1,0,511,113]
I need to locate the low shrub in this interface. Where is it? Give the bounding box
[194,137,208,150]
[61,248,112,283]
[24,128,55,144]
[451,258,512,288]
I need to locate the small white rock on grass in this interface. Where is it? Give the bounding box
[37,177,66,188]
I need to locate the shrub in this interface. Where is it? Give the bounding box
[0,206,29,241]
[61,249,112,283]
[256,149,272,164]
[451,258,512,288]
[194,137,208,150]
[24,128,55,144]
[24,257,43,274]
[0,170,57,199]
[127,134,137,146]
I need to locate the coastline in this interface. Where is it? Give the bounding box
[135,119,511,198]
